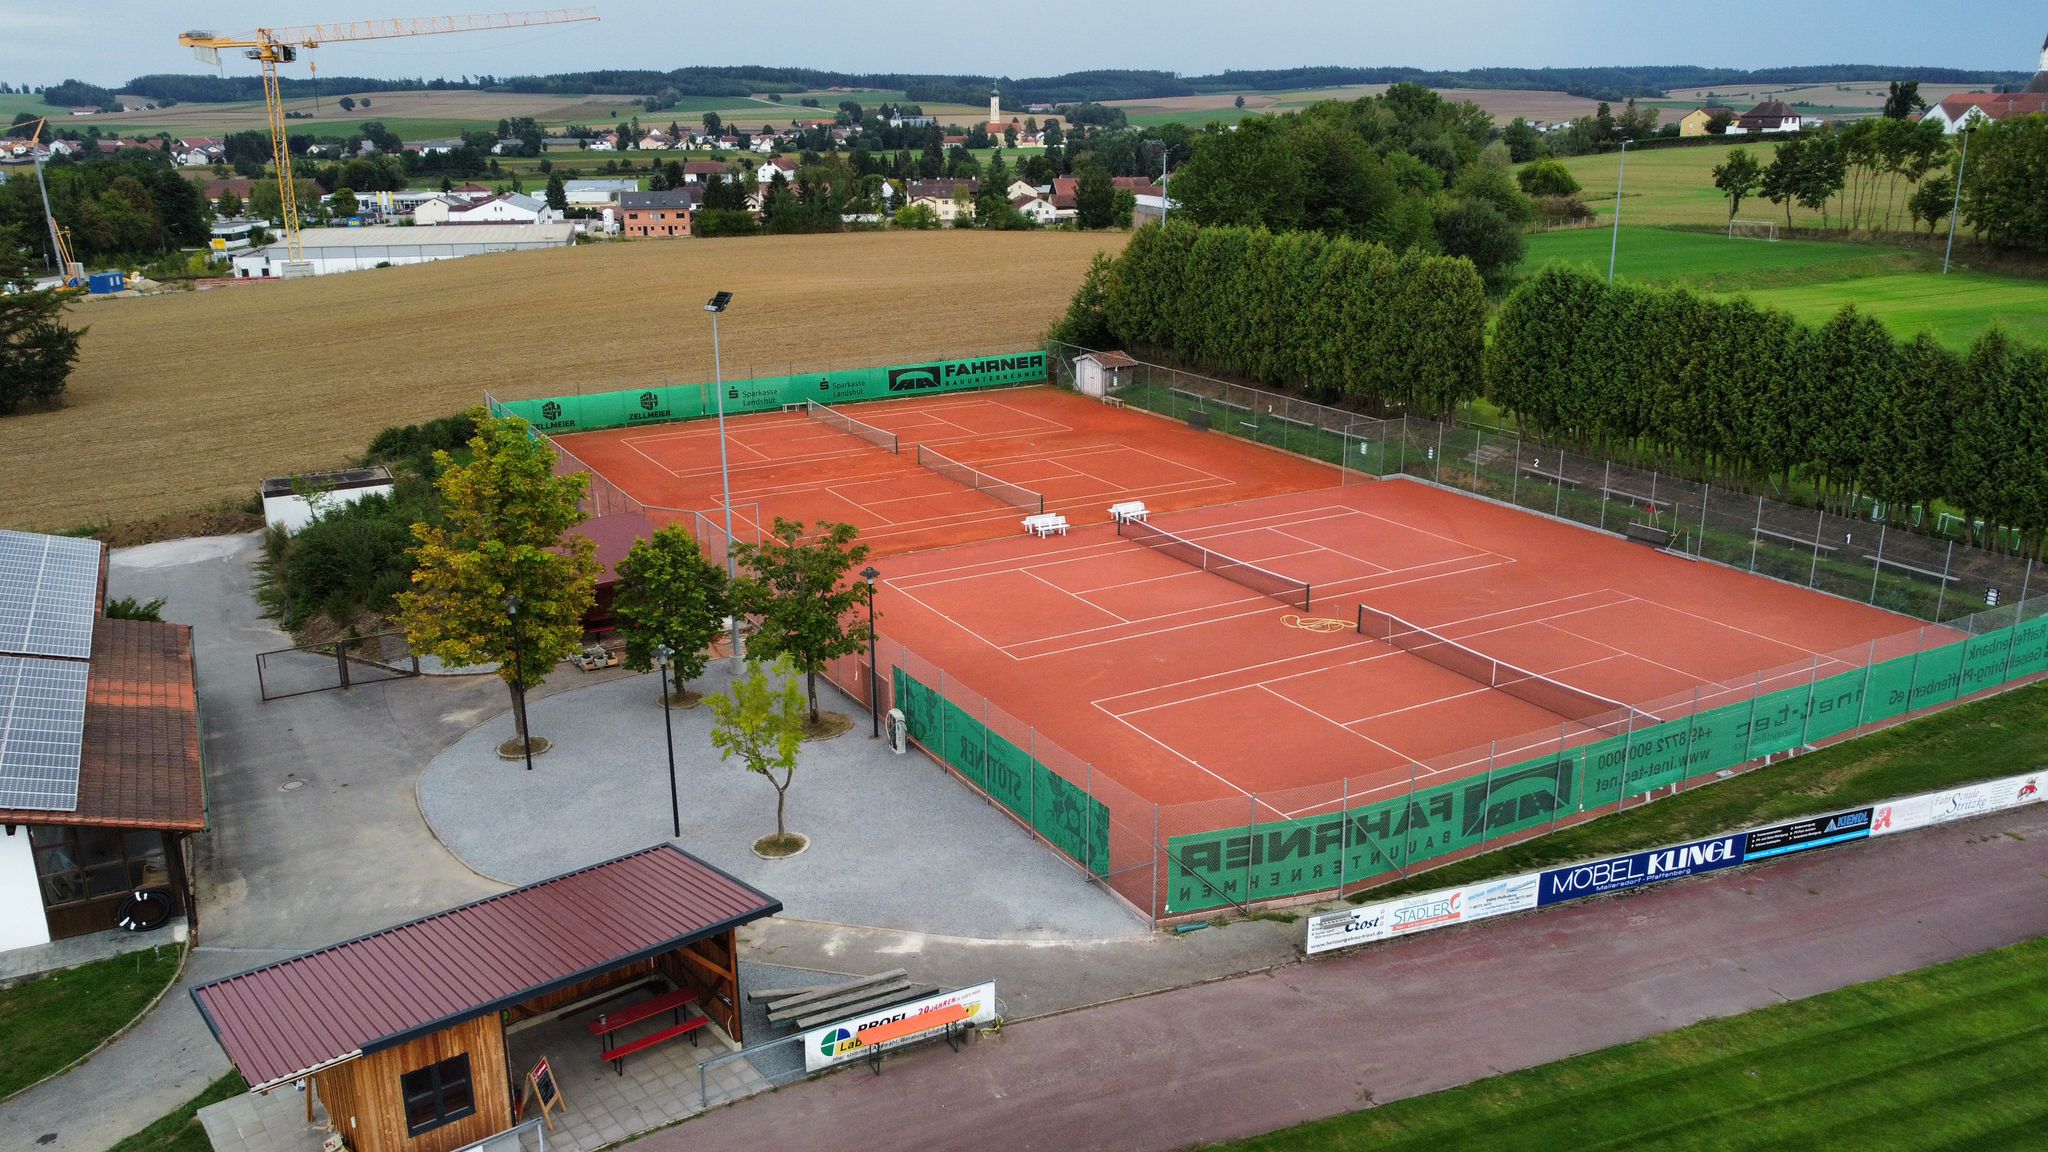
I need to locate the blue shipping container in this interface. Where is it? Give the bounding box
[88,272,125,294]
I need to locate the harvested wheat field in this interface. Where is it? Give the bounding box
[0,230,1123,531]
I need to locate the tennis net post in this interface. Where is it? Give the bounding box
[806,398,899,454]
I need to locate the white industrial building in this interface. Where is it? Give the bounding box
[230,223,575,278]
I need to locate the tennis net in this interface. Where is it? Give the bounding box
[1117,518,1311,611]
[806,399,899,454]
[916,445,1043,514]
[1357,604,1648,734]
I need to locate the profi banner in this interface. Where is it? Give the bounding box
[494,350,1049,435]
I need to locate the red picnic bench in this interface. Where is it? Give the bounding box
[587,986,706,1075]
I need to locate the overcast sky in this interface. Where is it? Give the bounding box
[2,1,2040,87]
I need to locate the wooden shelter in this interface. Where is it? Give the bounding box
[193,845,780,1152]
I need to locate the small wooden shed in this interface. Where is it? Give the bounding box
[1073,349,1139,398]
[192,845,780,1152]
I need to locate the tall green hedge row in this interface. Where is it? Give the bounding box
[1087,220,1491,417]
[1489,265,2048,553]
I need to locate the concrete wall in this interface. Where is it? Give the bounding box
[0,828,52,952]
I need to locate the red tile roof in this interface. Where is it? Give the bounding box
[193,844,781,1089]
[0,618,203,831]
[1936,92,2048,119]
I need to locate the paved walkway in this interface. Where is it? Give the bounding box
[657,799,2048,1152]
[418,665,1146,940]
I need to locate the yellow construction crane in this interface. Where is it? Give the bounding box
[21,119,82,285]
[179,9,599,271]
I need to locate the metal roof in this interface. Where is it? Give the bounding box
[0,529,104,660]
[0,655,89,811]
[192,844,781,1090]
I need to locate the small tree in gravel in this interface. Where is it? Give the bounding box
[708,655,808,854]
[611,524,729,705]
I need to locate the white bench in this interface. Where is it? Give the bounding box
[1108,501,1149,524]
[1023,513,1069,538]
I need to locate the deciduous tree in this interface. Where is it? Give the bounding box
[708,655,808,850]
[396,410,599,747]
[611,525,730,704]
[729,518,872,726]
[1711,148,1763,218]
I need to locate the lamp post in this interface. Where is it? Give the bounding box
[1942,124,1972,275]
[705,290,743,663]
[860,566,881,737]
[1607,138,1630,282]
[653,643,680,839]
[504,596,533,772]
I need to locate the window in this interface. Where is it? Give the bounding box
[401,1054,474,1136]
[31,826,167,907]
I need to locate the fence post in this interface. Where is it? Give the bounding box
[1478,742,1498,847]
[1396,415,1409,476]
[1648,469,1660,519]
[1809,507,1825,588]
[1509,440,1519,506]
[335,642,350,690]
[1750,495,1764,572]
[1433,420,1445,485]
[1903,628,1926,713]
[1796,655,1821,747]
[1150,804,1161,921]
[1870,525,1887,603]
[1599,460,1612,530]
[1854,640,1877,731]
[1739,670,1764,762]
[1553,444,1564,518]
[1336,778,1349,896]
[1698,483,1710,554]
[1399,762,1417,877]
[1679,686,1701,785]
[1935,542,1954,621]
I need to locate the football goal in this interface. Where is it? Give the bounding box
[1728,219,1779,241]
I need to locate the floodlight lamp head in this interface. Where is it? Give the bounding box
[503,596,519,615]
[861,566,880,584]
[705,291,732,313]
[652,644,674,667]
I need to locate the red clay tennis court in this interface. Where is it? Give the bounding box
[550,387,1339,556]
[869,480,1922,818]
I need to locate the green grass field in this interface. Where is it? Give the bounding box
[0,943,183,1098]
[1519,226,2048,349]
[1558,143,1808,229]
[1223,933,2048,1151]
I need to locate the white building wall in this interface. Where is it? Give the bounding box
[262,483,395,534]
[0,828,52,952]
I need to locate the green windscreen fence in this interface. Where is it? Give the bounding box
[893,667,1110,878]
[493,351,1049,436]
[1165,610,2048,913]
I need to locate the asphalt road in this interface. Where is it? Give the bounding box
[658,798,2048,1152]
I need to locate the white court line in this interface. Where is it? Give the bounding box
[1022,567,1131,623]
[1090,707,1270,809]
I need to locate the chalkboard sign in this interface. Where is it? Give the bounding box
[518,1056,567,1130]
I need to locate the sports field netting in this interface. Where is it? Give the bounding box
[806,398,900,454]
[916,445,1044,514]
[1118,517,1312,611]
[1358,604,1648,734]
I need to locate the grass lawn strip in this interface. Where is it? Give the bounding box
[1353,677,2048,903]
[1218,935,2048,1151]
[102,1073,249,1152]
[0,942,185,1099]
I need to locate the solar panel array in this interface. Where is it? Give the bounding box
[0,656,90,811]
[0,529,104,660]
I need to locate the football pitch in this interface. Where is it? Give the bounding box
[1519,226,2048,350]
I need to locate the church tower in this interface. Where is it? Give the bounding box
[990,87,1001,126]
[2028,31,2048,93]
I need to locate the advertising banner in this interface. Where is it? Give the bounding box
[1304,871,1540,957]
[1742,808,1873,861]
[801,982,997,1073]
[1304,904,1391,955]
[1924,772,2044,827]
[1537,834,1746,907]
[1459,871,1542,920]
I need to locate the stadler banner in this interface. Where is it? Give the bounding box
[1537,834,1746,906]
[1304,872,1540,956]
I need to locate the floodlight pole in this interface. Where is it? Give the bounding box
[1942,125,1971,275]
[1607,138,1629,282]
[706,292,742,662]
[654,644,679,838]
[861,566,881,737]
